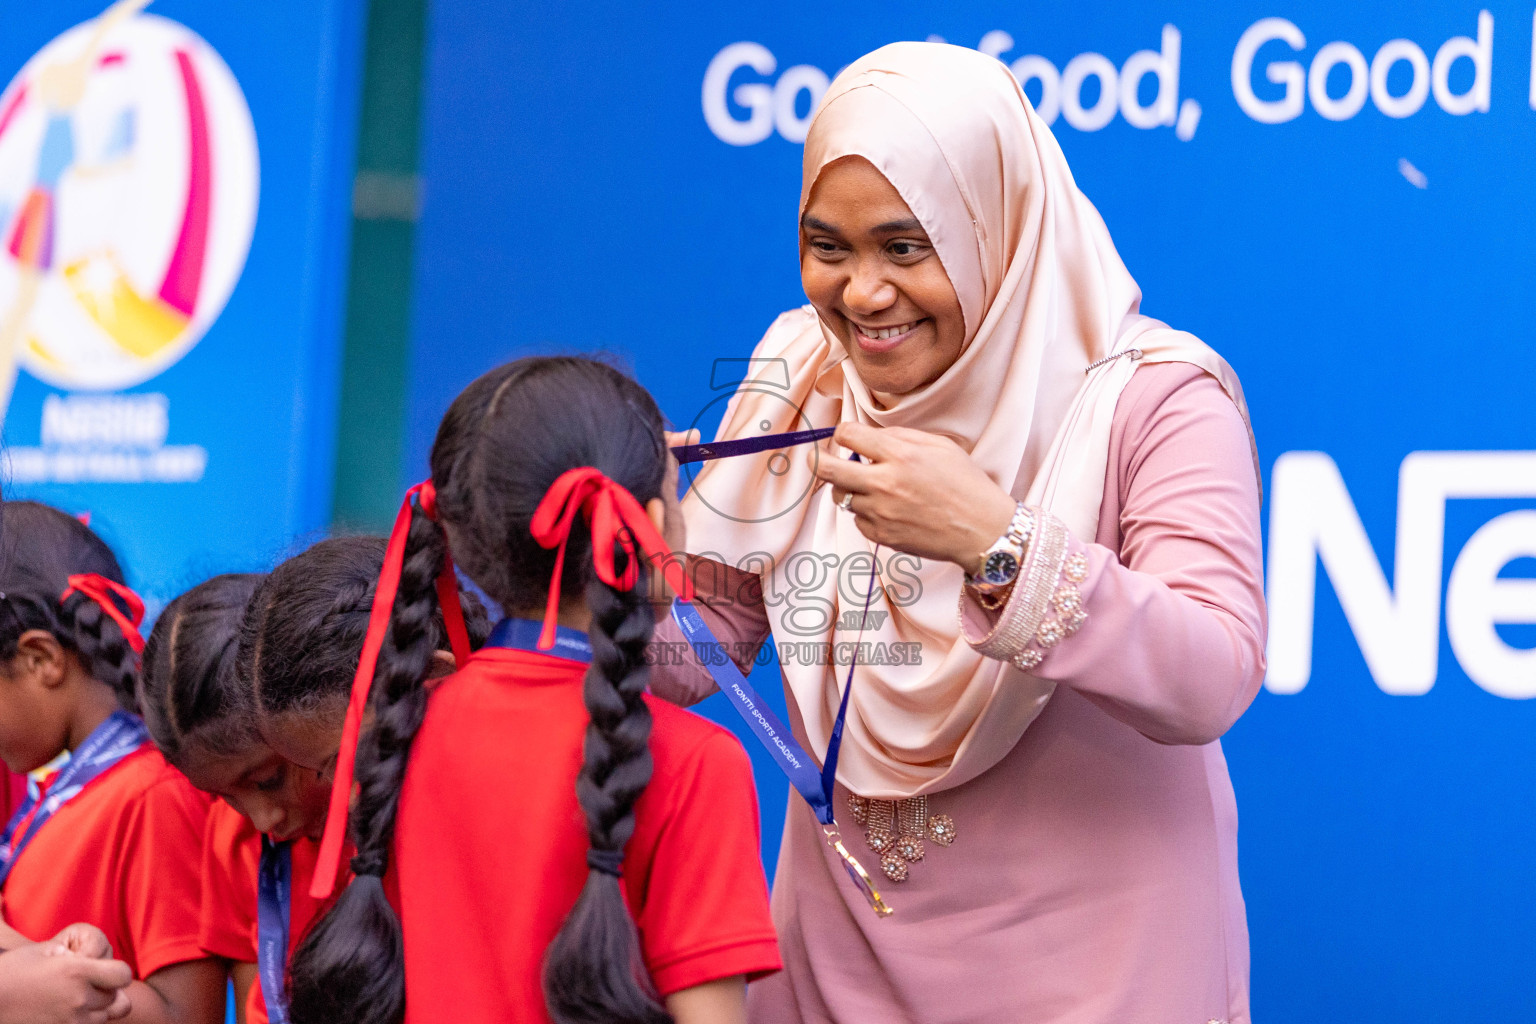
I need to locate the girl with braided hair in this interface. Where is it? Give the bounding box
[0,501,226,1024]
[137,573,275,1024]
[236,536,489,796]
[257,356,779,1024]
[136,539,491,1024]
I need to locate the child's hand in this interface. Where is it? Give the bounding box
[0,931,133,1023]
[46,924,113,961]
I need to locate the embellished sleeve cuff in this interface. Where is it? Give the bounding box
[959,508,1090,672]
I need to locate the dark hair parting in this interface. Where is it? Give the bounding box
[242,535,490,720]
[139,573,266,765]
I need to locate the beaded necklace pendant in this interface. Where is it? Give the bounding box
[846,793,958,882]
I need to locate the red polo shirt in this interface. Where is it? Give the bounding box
[393,646,780,1023]
[200,801,342,1024]
[4,744,211,979]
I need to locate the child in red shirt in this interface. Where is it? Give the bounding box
[249,357,780,1024]
[0,501,224,1024]
[194,804,354,1024]
[138,544,490,1024]
[136,573,283,1024]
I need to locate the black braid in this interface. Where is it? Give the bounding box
[285,508,446,1024]
[542,559,668,1024]
[433,357,673,1022]
[350,510,445,877]
[57,590,140,714]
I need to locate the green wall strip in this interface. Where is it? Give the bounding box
[330,0,425,533]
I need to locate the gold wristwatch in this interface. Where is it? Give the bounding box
[965,503,1034,608]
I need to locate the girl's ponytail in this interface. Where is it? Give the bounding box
[542,559,668,1024]
[286,504,449,1024]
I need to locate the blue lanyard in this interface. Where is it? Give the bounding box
[256,837,292,1024]
[671,602,839,823]
[0,710,147,885]
[665,428,891,914]
[671,588,888,915]
[484,616,593,663]
[670,426,836,464]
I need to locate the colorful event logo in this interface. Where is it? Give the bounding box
[0,0,258,418]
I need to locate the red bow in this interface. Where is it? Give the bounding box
[529,467,693,651]
[311,480,472,900]
[60,574,145,655]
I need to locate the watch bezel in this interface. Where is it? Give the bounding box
[980,549,1020,586]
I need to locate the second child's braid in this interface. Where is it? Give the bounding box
[285,509,445,1024]
[348,507,445,879]
[242,535,489,722]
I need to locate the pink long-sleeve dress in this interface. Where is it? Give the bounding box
[652,362,1266,1024]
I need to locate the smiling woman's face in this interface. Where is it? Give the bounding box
[177,733,334,842]
[801,156,967,397]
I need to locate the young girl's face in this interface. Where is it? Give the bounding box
[256,703,344,785]
[178,736,333,841]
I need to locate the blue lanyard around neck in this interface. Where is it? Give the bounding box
[257,837,292,1024]
[0,709,147,886]
[667,428,892,913]
[484,616,593,663]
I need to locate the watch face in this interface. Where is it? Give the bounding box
[982,550,1019,586]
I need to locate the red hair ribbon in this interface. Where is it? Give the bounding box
[311,480,472,899]
[529,467,694,651]
[59,574,144,655]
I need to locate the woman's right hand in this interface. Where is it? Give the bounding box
[0,926,133,1024]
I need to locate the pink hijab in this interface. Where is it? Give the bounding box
[682,42,1253,798]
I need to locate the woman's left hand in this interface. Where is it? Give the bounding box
[815,422,1017,573]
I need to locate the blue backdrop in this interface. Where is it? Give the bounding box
[0,0,365,611]
[407,2,1536,1019]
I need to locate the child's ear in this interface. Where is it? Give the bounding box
[427,650,456,679]
[645,497,667,537]
[648,490,687,555]
[12,630,68,689]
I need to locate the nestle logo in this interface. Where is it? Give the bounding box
[40,393,169,449]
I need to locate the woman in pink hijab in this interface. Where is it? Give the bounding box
[655,41,1265,1024]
